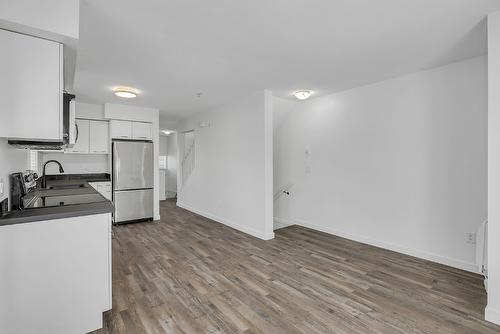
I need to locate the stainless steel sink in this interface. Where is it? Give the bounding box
[46,184,87,190]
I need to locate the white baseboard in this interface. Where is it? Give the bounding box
[486,306,500,325]
[165,190,177,199]
[273,217,295,230]
[173,203,478,273]
[295,219,479,274]
[176,201,275,240]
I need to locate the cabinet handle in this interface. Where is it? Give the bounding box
[75,123,79,143]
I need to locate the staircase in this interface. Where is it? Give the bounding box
[181,140,195,186]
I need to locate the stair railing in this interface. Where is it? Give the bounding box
[274,182,294,201]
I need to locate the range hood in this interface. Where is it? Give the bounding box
[8,93,75,150]
[7,140,65,150]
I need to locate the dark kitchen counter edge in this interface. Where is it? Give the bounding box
[0,201,114,226]
[0,173,113,226]
[44,173,111,182]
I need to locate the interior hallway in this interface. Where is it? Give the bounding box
[94,200,500,334]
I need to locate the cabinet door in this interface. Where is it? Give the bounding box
[97,182,112,200]
[67,119,89,153]
[110,120,132,139]
[132,122,153,140]
[89,182,112,200]
[89,121,109,154]
[0,29,62,140]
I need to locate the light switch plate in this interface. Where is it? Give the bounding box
[466,232,476,244]
[0,177,4,196]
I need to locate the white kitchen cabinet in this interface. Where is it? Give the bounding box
[132,122,153,140]
[111,120,153,140]
[0,29,63,140]
[66,119,109,154]
[0,213,112,334]
[89,181,112,200]
[110,120,132,139]
[66,119,90,153]
[89,121,109,154]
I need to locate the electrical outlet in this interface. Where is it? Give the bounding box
[466,232,476,244]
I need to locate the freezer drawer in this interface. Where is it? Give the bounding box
[114,189,153,223]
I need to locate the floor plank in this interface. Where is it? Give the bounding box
[92,199,500,334]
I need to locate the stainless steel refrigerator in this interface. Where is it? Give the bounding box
[112,140,154,224]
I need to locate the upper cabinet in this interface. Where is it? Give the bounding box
[66,119,89,153]
[132,122,153,140]
[110,120,152,140]
[66,119,109,154]
[110,120,132,139]
[0,29,63,140]
[89,121,109,153]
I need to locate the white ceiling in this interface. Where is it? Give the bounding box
[75,0,500,120]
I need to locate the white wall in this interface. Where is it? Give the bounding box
[159,136,167,156]
[0,139,28,208]
[177,91,274,240]
[166,133,178,196]
[0,0,79,39]
[273,97,298,229]
[76,101,105,120]
[487,11,500,326]
[159,135,167,200]
[274,56,487,273]
[39,102,109,175]
[41,153,108,175]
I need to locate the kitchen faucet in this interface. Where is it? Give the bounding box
[41,160,65,188]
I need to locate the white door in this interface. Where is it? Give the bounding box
[66,119,90,153]
[89,121,109,154]
[159,170,166,200]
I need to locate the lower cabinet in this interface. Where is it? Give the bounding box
[89,181,112,201]
[0,213,112,334]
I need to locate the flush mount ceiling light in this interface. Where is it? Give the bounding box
[293,90,313,100]
[113,87,138,98]
[162,130,172,135]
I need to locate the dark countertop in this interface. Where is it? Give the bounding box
[0,173,113,226]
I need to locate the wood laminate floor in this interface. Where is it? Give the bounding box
[93,199,500,334]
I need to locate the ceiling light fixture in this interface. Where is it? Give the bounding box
[162,130,172,135]
[293,90,313,100]
[114,87,138,98]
